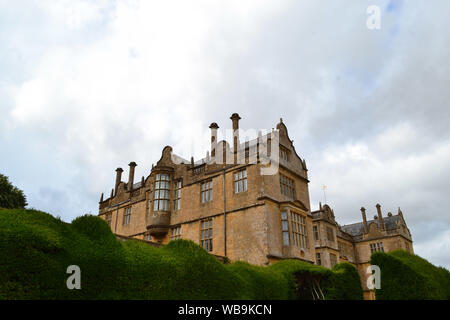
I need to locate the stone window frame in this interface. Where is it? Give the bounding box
[290,211,309,249]
[144,232,153,241]
[281,211,290,246]
[153,173,170,211]
[370,242,384,254]
[201,180,213,203]
[200,218,213,252]
[233,168,247,194]
[279,174,295,199]
[313,225,319,241]
[123,206,131,226]
[316,252,322,265]
[173,180,182,211]
[280,146,290,162]
[326,226,334,242]
[170,225,182,240]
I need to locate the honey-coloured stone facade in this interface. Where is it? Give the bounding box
[98,113,414,299]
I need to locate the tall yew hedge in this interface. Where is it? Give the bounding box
[370,250,450,300]
[0,208,363,300]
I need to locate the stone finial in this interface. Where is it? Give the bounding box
[141,176,145,186]
[100,193,104,202]
[110,189,114,198]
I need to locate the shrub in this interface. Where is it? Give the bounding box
[0,209,364,300]
[322,262,363,300]
[370,250,450,300]
[0,174,27,209]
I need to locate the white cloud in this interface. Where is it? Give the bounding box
[1,0,449,269]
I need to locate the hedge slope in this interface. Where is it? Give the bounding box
[0,209,362,300]
[370,250,450,300]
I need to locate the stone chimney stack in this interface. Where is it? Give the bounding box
[230,113,241,164]
[209,122,219,158]
[128,162,137,191]
[376,203,385,230]
[361,207,368,233]
[100,193,104,203]
[115,168,123,195]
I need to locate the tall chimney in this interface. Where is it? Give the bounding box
[128,162,137,191]
[115,168,123,195]
[100,193,104,203]
[376,204,385,230]
[361,207,368,233]
[209,122,219,158]
[230,113,241,164]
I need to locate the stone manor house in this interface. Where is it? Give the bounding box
[98,113,414,299]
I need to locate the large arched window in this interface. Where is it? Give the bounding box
[154,173,170,211]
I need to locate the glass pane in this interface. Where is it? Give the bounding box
[281,212,287,220]
[282,221,288,231]
[283,232,289,246]
[243,170,247,177]
[238,180,242,192]
[243,179,247,191]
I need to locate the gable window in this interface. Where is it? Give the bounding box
[313,225,319,241]
[123,207,131,225]
[280,146,289,161]
[170,226,181,240]
[291,212,309,249]
[280,174,295,198]
[174,180,182,211]
[370,242,384,254]
[281,211,290,246]
[316,253,322,266]
[326,226,334,242]
[154,173,170,211]
[234,169,247,193]
[200,219,213,251]
[106,213,112,227]
[329,253,337,267]
[201,180,213,203]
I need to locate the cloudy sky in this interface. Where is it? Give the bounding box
[1,0,449,268]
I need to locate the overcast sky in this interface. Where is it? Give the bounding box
[1,0,449,268]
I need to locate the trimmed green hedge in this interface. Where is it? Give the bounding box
[370,250,450,300]
[0,209,363,299]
